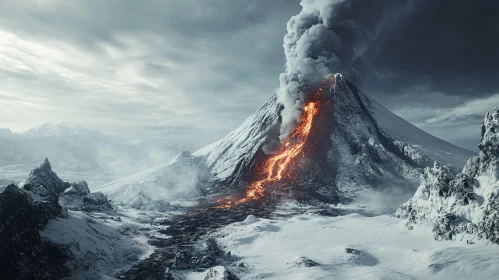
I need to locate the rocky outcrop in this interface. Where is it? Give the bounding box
[121,191,174,212]
[63,181,90,195]
[0,158,113,279]
[292,256,321,267]
[24,157,67,196]
[0,184,70,279]
[204,266,240,280]
[396,109,499,243]
[60,181,112,212]
[168,238,232,270]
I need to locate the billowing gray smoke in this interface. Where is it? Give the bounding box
[277,0,412,139]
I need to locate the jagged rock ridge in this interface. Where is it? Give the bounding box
[396,109,499,243]
[0,158,113,279]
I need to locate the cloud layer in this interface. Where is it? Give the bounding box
[0,0,301,147]
[0,0,497,151]
[276,0,498,150]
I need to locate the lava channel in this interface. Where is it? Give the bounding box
[215,76,336,209]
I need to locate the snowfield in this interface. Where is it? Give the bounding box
[201,206,499,280]
[39,206,185,279]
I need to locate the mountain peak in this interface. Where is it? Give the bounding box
[25,157,65,195]
[40,157,52,170]
[479,108,499,157]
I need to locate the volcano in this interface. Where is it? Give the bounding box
[97,74,474,207]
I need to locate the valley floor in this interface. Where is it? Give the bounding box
[188,204,499,280]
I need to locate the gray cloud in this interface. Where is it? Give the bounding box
[0,0,496,151]
[0,0,301,147]
[275,0,497,150]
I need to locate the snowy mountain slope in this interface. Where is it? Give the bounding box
[96,96,280,205]
[94,152,211,205]
[40,210,153,279]
[194,74,470,198]
[196,75,472,197]
[101,74,475,205]
[368,97,475,168]
[396,109,499,244]
[192,95,281,187]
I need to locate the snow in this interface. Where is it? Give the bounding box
[40,206,180,279]
[188,266,238,280]
[368,97,475,168]
[93,153,208,206]
[192,95,280,183]
[207,209,499,280]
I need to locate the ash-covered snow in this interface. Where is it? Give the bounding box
[397,109,499,244]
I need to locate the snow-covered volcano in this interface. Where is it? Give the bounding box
[98,74,474,206]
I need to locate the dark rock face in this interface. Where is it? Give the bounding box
[60,181,112,212]
[0,158,114,279]
[25,157,66,196]
[204,266,240,280]
[345,248,362,255]
[64,181,90,195]
[0,184,70,280]
[293,257,321,267]
[397,109,499,244]
[82,192,113,211]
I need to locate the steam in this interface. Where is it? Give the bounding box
[277,0,412,139]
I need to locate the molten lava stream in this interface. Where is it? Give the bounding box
[215,101,319,209]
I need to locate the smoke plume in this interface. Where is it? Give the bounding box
[277,0,411,139]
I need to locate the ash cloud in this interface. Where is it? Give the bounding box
[277,0,499,150]
[277,0,413,139]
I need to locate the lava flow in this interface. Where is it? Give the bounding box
[214,76,335,209]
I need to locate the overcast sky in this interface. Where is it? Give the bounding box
[0,0,497,151]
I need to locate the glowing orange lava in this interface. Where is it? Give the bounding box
[214,76,335,209]
[215,101,319,209]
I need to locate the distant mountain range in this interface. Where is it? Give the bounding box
[0,122,192,185]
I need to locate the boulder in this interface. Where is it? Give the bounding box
[64,181,90,196]
[204,266,240,280]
